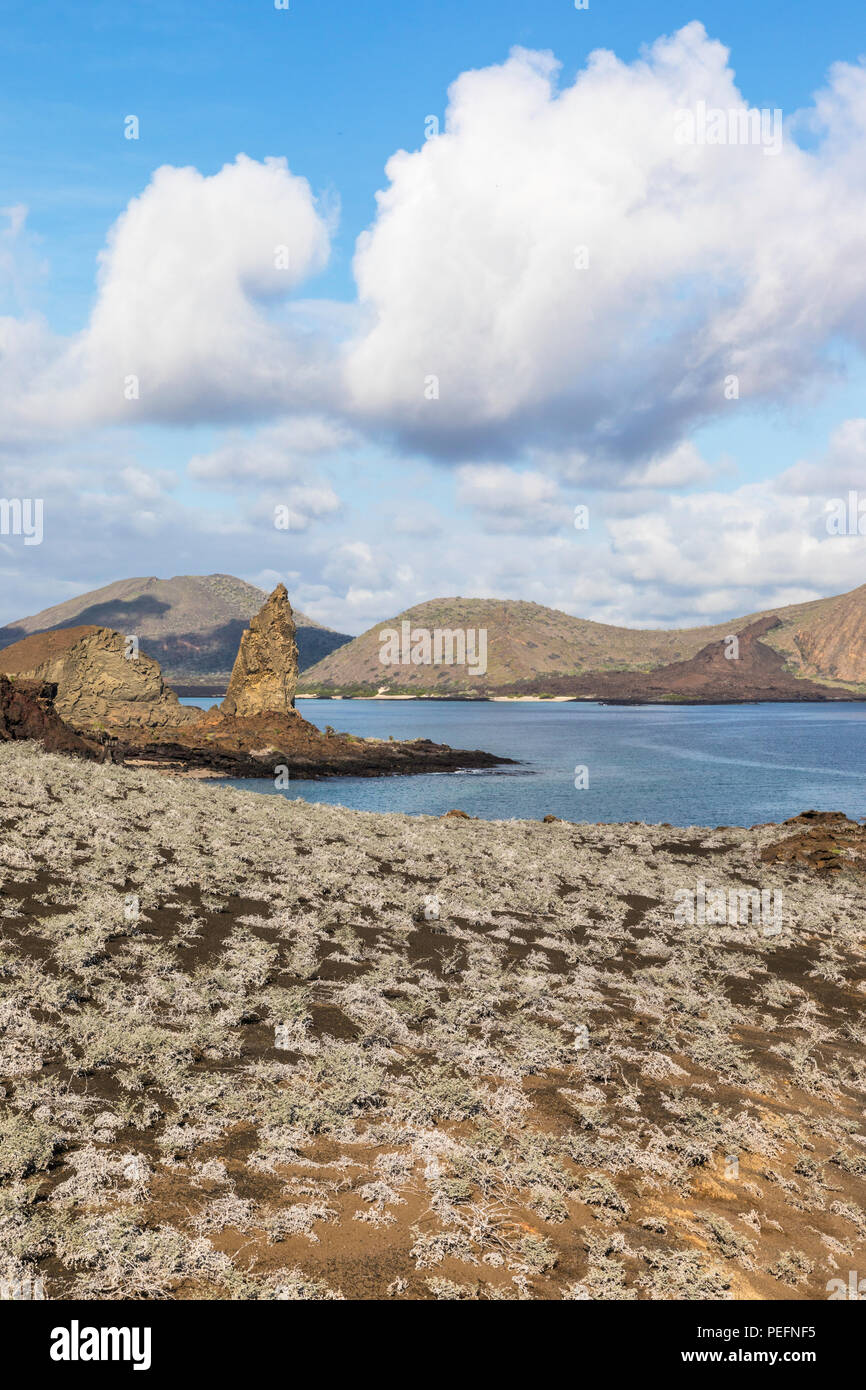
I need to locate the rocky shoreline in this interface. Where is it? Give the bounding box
[109,721,515,780]
[0,676,513,779]
[0,587,513,781]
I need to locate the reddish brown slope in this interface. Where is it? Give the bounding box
[498,618,855,702]
[0,626,102,674]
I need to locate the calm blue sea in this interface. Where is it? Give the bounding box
[178,698,866,827]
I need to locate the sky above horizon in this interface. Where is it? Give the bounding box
[2,0,866,636]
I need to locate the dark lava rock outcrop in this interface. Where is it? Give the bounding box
[761,809,866,876]
[115,710,512,779]
[0,676,105,759]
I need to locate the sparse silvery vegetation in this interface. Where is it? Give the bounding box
[0,742,864,1300]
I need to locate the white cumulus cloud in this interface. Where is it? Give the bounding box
[345,24,866,462]
[2,156,334,433]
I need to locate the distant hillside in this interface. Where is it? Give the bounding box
[790,583,866,683]
[492,616,858,703]
[298,587,866,693]
[0,575,352,687]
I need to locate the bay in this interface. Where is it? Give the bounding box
[179,698,866,826]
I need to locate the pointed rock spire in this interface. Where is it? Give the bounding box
[221,584,299,718]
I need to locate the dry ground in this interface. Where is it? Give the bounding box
[0,743,864,1300]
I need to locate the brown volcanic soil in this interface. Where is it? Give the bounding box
[109,707,515,779]
[495,618,857,703]
[0,626,102,675]
[760,810,866,876]
[1,744,864,1302]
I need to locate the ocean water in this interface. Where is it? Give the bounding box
[179,698,866,827]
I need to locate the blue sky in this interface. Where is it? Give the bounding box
[3,0,861,323]
[1,2,865,633]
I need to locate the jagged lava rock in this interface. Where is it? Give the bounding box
[221,583,299,718]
